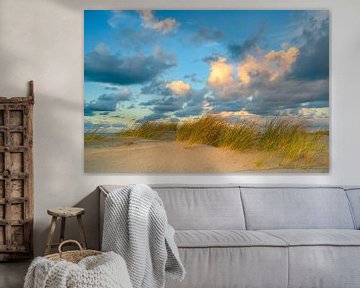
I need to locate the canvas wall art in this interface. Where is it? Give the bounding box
[84,10,329,173]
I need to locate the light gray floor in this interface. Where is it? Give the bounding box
[0,261,30,288]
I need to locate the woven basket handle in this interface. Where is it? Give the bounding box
[58,240,83,255]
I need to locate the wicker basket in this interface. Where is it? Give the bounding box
[45,240,102,263]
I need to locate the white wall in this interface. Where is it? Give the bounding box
[0,0,359,256]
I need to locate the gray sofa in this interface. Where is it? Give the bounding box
[99,185,360,288]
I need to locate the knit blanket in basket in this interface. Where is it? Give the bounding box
[24,251,132,288]
[102,184,185,288]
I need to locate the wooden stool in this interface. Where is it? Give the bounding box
[45,207,87,255]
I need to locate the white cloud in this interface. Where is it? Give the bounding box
[138,10,178,34]
[108,11,123,28]
[238,47,299,84]
[166,80,191,96]
[207,57,234,88]
[297,107,329,118]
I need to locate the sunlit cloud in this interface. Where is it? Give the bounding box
[265,47,299,80]
[297,107,329,118]
[216,110,251,117]
[207,57,234,88]
[166,80,191,96]
[213,109,265,125]
[138,10,178,34]
[238,47,299,84]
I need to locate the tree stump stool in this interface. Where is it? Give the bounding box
[45,207,87,255]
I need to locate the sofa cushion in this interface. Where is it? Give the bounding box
[175,230,287,248]
[241,187,355,230]
[345,188,360,229]
[287,246,360,288]
[154,186,246,230]
[262,229,360,246]
[260,230,360,288]
[165,247,288,288]
[100,185,246,230]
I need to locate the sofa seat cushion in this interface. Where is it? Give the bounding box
[175,230,288,248]
[166,246,289,288]
[260,230,360,288]
[262,229,360,246]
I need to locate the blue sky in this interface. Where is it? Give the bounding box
[84,10,329,132]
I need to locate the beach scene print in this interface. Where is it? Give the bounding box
[84,10,329,173]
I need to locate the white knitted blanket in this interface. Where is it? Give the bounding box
[24,251,132,288]
[102,184,185,288]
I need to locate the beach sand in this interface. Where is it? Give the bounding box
[84,136,328,173]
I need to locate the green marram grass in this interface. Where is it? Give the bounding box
[119,121,178,140]
[84,130,107,144]
[87,115,328,167]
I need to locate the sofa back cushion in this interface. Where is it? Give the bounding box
[153,185,246,230]
[345,188,360,229]
[240,187,355,230]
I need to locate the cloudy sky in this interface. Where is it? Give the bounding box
[84,10,329,133]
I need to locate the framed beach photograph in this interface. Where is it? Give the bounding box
[84,10,329,173]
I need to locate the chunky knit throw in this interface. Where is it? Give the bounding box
[24,251,132,288]
[102,184,185,288]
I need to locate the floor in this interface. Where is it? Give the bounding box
[0,261,30,288]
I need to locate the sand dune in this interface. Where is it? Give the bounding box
[84,137,328,173]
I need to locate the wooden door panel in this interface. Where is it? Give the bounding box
[9,111,23,127]
[11,226,25,246]
[10,204,24,221]
[0,132,4,146]
[0,226,5,245]
[10,132,24,146]
[11,180,24,198]
[0,82,34,261]
[0,204,4,219]
[10,152,24,174]
[0,110,4,126]
[0,180,4,198]
[0,153,4,172]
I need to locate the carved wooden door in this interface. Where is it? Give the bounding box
[0,82,34,261]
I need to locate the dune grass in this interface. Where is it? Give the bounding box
[119,121,178,141]
[84,130,107,144]
[217,122,259,151]
[176,115,226,146]
[115,115,328,167]
[259,118,325,165]
[176,115,259,151]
